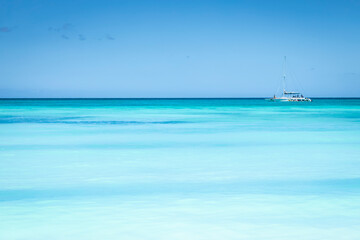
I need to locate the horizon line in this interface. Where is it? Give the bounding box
[1,97,360,100]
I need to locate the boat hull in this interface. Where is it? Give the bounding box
[266,98,312,102]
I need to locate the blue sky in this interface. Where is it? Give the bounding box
[0,0,359,97]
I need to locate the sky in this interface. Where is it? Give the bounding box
[0,0,360,98]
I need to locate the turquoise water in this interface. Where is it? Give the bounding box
[1,98,360,240]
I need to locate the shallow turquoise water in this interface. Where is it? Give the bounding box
[1,99,360,240]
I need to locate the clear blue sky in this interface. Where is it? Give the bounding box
[0,0,359,97]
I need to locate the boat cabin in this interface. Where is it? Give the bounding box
[284,91,304,99]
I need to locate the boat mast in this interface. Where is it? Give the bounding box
[282,56,286,95]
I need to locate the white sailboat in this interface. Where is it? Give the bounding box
[267,57,311,102]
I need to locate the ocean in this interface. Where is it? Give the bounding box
[1,98,360,240]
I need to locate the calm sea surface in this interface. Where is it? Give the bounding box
[1,99,360,240]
